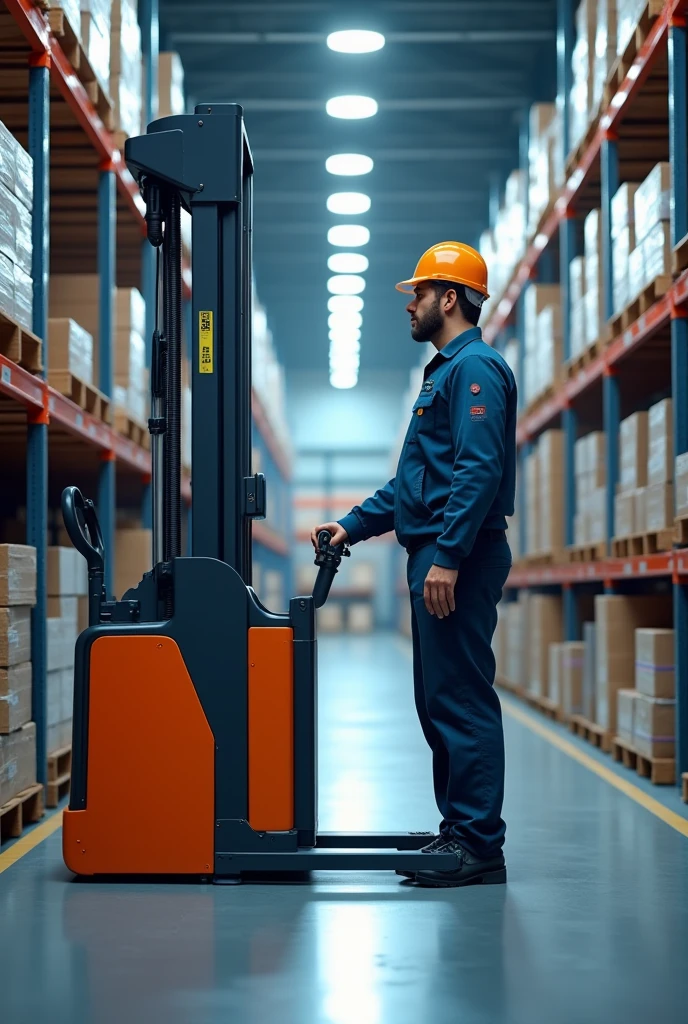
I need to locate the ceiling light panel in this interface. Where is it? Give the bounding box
[328,225,370,247]
[326,95,378,120]
[326,153,374,176]
[326,30,385,53]
[327,192,371,215]
[327,274,366,295]
[327,252,369,273]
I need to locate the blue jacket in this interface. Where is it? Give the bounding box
[338,327,517,568]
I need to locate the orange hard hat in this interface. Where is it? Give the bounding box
[395,241,489,300]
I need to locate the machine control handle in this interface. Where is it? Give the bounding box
[313,529,350,609]
[61,486,106,625]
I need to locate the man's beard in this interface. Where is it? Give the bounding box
[411,298,443,342]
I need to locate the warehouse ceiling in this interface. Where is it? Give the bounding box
[159,0,558,377]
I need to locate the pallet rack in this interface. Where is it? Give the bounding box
[0,0,292,787]
[482,0,688,784]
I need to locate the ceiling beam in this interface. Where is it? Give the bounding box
[251,147,513,161]
[169,30,554,45]
[256,190,484,203]
[230,97,528,112]
[164,2,552,12]
[254,222,485,235]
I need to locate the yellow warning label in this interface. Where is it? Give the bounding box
[199,310,214,374]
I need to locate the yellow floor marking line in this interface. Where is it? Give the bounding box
[0,808,64,875]
[502,699,688,838]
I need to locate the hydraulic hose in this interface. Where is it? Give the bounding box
[163,190,183,565]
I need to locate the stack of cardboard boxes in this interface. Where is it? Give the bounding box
[46,547,87,755]
[523,429,565,557]
[569,1,617,156]
[675,450,688,520]
[522,285,562,408]
[617,0,652,58]
[594,593,672,735]
[614,399,673,537]
[569,209,605,359]
[0,120,33,333]
[573,431,607,546]
[110,0,143,140]
[81,0,112,93]
[617,628,675,762]
[0,545,37,808]
[47,318,94,383]
[49,277,148,423]
[612,163,671,314]
[114,527,152,600]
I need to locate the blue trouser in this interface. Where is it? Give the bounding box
[407,533,511,859]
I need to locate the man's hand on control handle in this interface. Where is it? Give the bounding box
[311,522,349,552]
[424,564,458,619]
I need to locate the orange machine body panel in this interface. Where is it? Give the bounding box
[247,626,294,831]
[63,635,215,875]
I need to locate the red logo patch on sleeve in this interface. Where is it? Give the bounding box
[470,383,481,395]
[470,405,486,419]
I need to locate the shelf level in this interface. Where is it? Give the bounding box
[508,548,688,587]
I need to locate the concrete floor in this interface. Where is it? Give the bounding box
[1,632,688,1024]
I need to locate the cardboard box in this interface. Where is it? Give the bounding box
[317,603,344,633]
[643,221,671,284]
[548,643,565,704]
[0,721,36,805]
[595,594,673,731]
[584,288,604,346]
[647,398,673,486]
[158,52,185,119]
[676,451,688,517]
[47,616,77,672]
[570,256,586,307]
[46,595,78,622]
[115,528,151,598]
[635,628,674,698]
[506,599,526,686]
[0,661,31,733]
[528,594,563,696]
[619,411,648,491]
[646,481,673,532]
[618,0,648,57]
[582,622,596,721]
[0,544,36,606]
[634,162,671,245]
[611,181,639,239]
[613,226,634,313]
[14,265,32,333]
[616,688,637,744]
[633,486,647,533]
[47,720,72,756]
[48,318,93,384]
[588,487,607,543]
[561,641,585,717]
[0,606,31,666]
[633,693,675,759]
[47,547,88,597]
[77,595,89,634]
[614,491,635,537]
[628,243,645,299]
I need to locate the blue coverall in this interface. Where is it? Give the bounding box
[338,326,517,858]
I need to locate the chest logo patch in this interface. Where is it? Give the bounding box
[470,405,486,420]
[422,379,434,393]
[470,383,481,395]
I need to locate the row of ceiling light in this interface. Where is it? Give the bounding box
[324,30,384,389]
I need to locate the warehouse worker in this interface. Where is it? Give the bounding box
[311,242,517,888]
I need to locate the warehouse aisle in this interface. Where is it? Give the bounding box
[1,633,687,1024]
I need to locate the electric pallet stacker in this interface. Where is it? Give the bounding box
[60,104,461,882]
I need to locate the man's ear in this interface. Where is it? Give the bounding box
[443,288,458,313]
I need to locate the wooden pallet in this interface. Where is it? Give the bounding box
[49,370,111,423]
[114,410,150,449]
[45,7,80,68]
[674,514,688,548]
[46,745,71,808]
[0,307,43,373]
[611,527,674,557]
[522,690,563,722]
[682,772,688,803]
[0,784,44,846]
[603,0,664,108]
[565,541,608,564]
[611,736,675,785]
[569,714,612,752]
[609,274,672,337]
[564,336,608,380]
[519,549,566,568]
[672,231,688,276]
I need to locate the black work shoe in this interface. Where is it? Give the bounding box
[413,838,506,888]
[396,833,451,879]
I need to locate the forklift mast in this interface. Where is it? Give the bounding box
[126,103,262,583]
